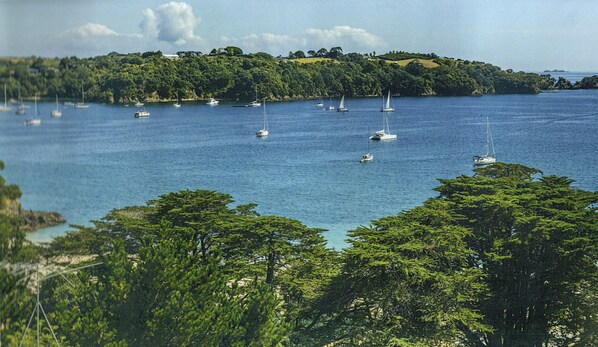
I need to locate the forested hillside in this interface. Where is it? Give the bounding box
[1,162,596,346]
[0,48,560,104]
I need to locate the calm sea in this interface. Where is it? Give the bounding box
[1,90,597,249]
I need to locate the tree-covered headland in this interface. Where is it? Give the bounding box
[1,161,596,346]
[2,47,585,104]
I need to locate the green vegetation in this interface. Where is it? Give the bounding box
[1,162,597,346]
[0,47,559,103]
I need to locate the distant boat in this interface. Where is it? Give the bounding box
[380,90,395,112]
[206,98,219,106]
[134,110,150,118]
[314,97,324,107]
[325,97,335,111]
[51,94,62,117]
[256,100,269,137]
[0,84,11,112]
[247,87,261,107]
[74,86,90,108]
[135,101,144,107]
[473,117,496,165]
[337,95,349,112]
[369,113,397,141]
[64,101,75,107]
[360,130,373,163]
[173,102,181,108]
[15,89,26,115]
[24,96,41,126]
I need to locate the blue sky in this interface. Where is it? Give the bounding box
[1,0,597,71]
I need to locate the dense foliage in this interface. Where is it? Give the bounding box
[0,161,39,345]
[1,162,596,346]
[0,48,558,104]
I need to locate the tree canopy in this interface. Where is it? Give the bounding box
[1,162,596,346]
[0,49,560,104]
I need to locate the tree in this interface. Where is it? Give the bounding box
[302,199,488,346]
[436,163,598,346]
[224,46,244,56]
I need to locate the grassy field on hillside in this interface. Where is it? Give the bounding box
[294,57,335,64]
[386,58,440,68]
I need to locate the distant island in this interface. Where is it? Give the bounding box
[544,69,567,72]
[0,47,595,104]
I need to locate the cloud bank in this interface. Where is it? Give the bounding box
[141,2,202,46]
[219,26,385,55]
[305,26,386,51]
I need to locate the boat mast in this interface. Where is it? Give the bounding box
[263,100,268,130]
[486,117,495,157]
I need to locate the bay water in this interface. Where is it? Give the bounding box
[1,90,597,249]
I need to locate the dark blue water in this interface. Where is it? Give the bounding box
[1,91,597,248]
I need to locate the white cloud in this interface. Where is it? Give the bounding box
[58,23,143,57]
[140,9,159,39]
[220,33,298,53]
[141,2,202,46]
[62,23,118,39]
[305,26,386,51]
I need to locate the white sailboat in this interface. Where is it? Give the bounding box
[75,86,90,108]
[134,109,150,118]
[0,84,11,112]
[256,100,269,137]
[380,90,395,112]
[51,94,62,117]
[325,96,335,111]
[247,87,261,107]
[314,96,324,107]
[337,95,349,112]
[15,89,26,115]
[473,117,496,165]
[360,130,373,162]
[206,97,219,106]
[369,113,397,141]
[24,96,41,126]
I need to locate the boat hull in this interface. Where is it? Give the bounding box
[369,132,397,141]
[472,155,496,165]
[360,153,373,163]
[24,118,41,126]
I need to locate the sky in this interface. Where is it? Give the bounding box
[1,0,598,72]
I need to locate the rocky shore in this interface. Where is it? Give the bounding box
[17,208,65,232]
[1,196,65,232]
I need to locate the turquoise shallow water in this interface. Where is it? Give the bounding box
[1,90,597,249]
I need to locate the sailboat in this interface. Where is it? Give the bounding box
[325,96,335,111]
[24,96,41,126]
[369,112,397,141]
[473,117,496,165]
[247,87,261,107]
[206,98,219,106]
[15,89,26,115]
[0,84,11,112]
[380,90,395,112]
[314,96,324,107]
[256,100,269,137]
[51,94,62,117]
[337,95,349,112]
[75,86,90,108]
[360,129,373,162]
